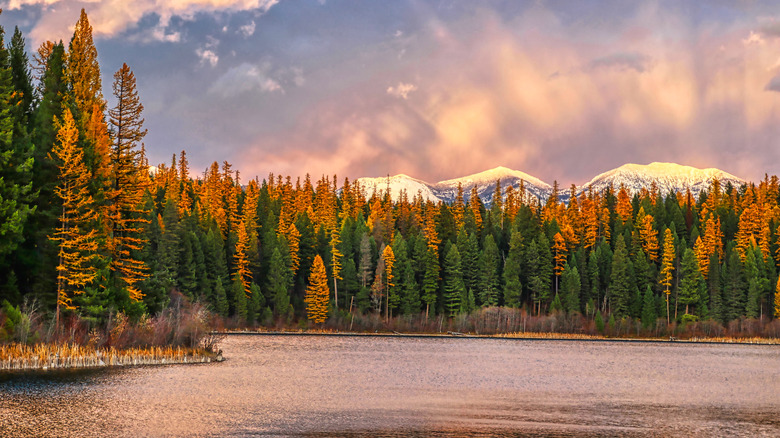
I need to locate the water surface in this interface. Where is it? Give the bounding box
[2,335,779,436]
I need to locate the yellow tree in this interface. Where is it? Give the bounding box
[234,220,252,297]
[305,255,330,324]
[330,226,343,309]
[693,236,710,279]
[775,276,780,319]
[286,223,301,275]
[552,232,567,294]
[469,186,483,232]
[452,183,465,230]
[659,228,675,324]
[50,109,98,324]
[106,63,149,301]
[639,211,659,262]
[382,244,395,320]
[615,184,632,224]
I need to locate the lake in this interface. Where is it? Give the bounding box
[1,335,779,437]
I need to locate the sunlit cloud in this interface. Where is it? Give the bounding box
[196,48,219,67]
[6,0,280,43]
[386,82,417,99]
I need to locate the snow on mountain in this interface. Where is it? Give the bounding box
[354,163,746,206]
[432,166,552,204]
[355,174,441,202]
[579,162,746,197]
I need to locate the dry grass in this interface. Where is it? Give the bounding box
[0,343,216,371]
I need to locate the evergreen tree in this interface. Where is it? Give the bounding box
[421,247,439,317]
[527,235,553,314]
[267,246,292,319]
[560,263,581,313]
[443,244,465,316]
[678,248,703,317]
[478,234,501,306]
[503,231,523,308]
[609,234,634,318]
[641,285,657,329]
[106,63,149,301]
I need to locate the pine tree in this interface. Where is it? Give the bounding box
[610,234,634,318]
[443,244,465,316]
[267,247,292,319]
[478,234,501,307]
[421,247,439,317]
[305,254,330,324]
[527,235,553,315]
[641,285,657,329]
[560,263,581,313]
[678,248,703,317]
[106,63,149,301]
[503,231,523,308]
[50,109,99,322]
[0,25,34,260]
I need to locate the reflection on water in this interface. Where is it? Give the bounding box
[1,336,779,437]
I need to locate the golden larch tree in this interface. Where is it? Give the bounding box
[615,184,633,223]
[382,244,395,320]
[106,63,149,301]
[330,226,343,309]
[552,232,567,294]
[774,276,780,319]
[639,211,659,262]
[659,228,675,324]
[234,220,252,297]
[305,255,330,324]
[50,109,99,323]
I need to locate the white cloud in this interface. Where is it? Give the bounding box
[209,62,283,97]
[386,82,417,99]
[239,20,256,37]
[8,0,281,44]
[196,48,219,67]
[743,31,764,45]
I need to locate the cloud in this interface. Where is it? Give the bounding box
[196,48,219,67]
[386,82,417,99]
[587,52,652,73]
[758,22,780,39]
[743,31,765,45]
[209,62,283,97]
[8,0,280,43]
[766,75,780,92]
[238,20,256,37]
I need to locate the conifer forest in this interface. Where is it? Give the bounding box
[1,10,780,340]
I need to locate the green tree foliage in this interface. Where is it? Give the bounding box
[503,231,523,308]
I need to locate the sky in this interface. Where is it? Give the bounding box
[2,0,780,186]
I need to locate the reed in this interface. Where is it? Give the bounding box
[0,343,216,371]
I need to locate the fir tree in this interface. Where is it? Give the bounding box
[503,231,523,308]
[678,248,703,317]
[641,285,657,329]
[443,244,465,316]
[609,235,634,318]
[478,234,501,307]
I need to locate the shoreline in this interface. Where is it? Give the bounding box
[217,330,780,345]
[0,344,222,373]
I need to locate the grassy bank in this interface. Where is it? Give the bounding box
[1,292,225,372]
[0,343,221,371]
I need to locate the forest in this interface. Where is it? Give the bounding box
[1,10,779,343]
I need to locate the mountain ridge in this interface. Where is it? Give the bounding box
[355,162,748,205]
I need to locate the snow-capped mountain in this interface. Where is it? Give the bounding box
[431,167,552,204]
[355,167,552,204]
[579,162,746,197]
[356,174,441,202]
[354,162,747,206]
